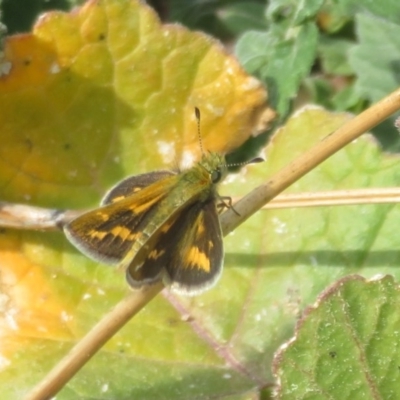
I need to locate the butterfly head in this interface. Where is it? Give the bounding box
[199,151,228,186]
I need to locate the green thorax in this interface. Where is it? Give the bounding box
[179,152,227,202]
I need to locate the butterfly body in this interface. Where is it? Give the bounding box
[64,152,227,295]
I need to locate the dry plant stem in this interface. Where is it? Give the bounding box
[24,283,164,400]
[221,87,400,234]
[264,188,400,208]
[3,188,400,231]
[0,202,82,230]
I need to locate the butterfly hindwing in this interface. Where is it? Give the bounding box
[168,201,223,294]
[126,199,223,294]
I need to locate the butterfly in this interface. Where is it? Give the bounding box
[64,109,232,295]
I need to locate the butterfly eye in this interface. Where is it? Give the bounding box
[211,168,222,183]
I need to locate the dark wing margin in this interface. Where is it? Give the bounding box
[126,200,223,295]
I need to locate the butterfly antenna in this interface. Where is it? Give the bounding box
[194,107,263,168]
[194,107,205,156]
[226,156,264,169]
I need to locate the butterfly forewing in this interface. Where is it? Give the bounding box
[101,171,174,205]
[64,172,179,264]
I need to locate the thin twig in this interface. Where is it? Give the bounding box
[24,283,164,400]
[262,188,400,208]
[0,202,81,230]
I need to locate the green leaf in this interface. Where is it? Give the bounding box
[316,2,352,33]
[274,275,400,399]
[218,2,268,36]
[340,0,400,24]
[331,84,364,111]
[267,0,324,25]
[235,30,276,75]
[236,22,318,118]
[318,36,354,76]
[349,13,400,102]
